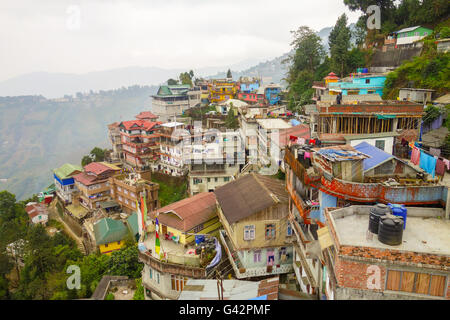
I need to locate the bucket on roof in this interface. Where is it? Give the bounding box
[387,203,407,230]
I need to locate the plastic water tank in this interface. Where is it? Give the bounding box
[363,68,368,73]
[388,204,407,230]
[368,203,391,234]
[378,214,404,246]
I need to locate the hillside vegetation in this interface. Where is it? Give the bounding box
[0,85,157,200]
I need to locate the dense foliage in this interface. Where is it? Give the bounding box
[81,147,107,166]
[0,191,143,300]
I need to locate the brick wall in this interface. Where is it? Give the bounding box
[335,256,386,291]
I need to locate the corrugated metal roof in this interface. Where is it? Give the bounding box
[353,141,393,171]
[53,163,83,180]
[149,192,217,232]
[94,218,128,245]
[214,173,288,225]
[313,145,370,162]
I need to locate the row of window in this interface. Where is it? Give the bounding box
[192,177,230,185]
[243,223,293,241]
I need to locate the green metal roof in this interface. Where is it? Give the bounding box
[94,218,128,245]
[127,212,139,237]
[53,163,83,180]
[155,84,191,97]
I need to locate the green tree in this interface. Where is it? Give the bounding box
[108,245,143,279]
[329,14,351,78]
[81,147,106,166]
[133,278,145,300]
[225,105,238,129]
[179,71,194,87]
[226,69,232,79]
[285,26,325,110]
[167,78,178,85]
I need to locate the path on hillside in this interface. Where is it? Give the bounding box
[48,200,87,255]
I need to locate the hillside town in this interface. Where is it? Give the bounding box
[27,22,450,299]
[1,1,449,304]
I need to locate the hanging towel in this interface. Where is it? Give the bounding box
[304,152,311,159]
[429,147,441,157]
[309,139,316,145]
[298,138,305,145]
[444,159,450,170]
[436,159,446,176]
[419,150,436,178]
[411,147,420,166]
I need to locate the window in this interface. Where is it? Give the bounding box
[265,224,276,240]
[386,270,447,297]
[207,178,211,182]
[287,223,293,236]
[279,247,287,262]
[214,178,218,182]
[149,267,153,279]
[254,250,262,263]
[224,177,230,182]
[244,225,255,240]
[117,241,121,245]
[193,224,204,233]
[375,140,385,151]
[171,275,188,291]
[157,272,160,284]
[365,79,370,84]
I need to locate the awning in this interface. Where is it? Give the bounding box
[376,114,397,120]
[100,200,120,209]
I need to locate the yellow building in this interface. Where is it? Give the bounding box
[214,173,294,279]
[209,79,237,103]
[93,217,129,254]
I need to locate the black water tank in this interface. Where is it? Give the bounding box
[378,214,404,246]
[369,204,391,234]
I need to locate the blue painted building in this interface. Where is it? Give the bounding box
[53,163,83,204]
[257,84,282,105]
[329,75,386,97]
[240,81,260,93]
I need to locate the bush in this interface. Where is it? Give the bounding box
[105,292,115,300]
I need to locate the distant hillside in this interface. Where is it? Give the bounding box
[0,85,157,200]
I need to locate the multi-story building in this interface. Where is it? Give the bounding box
[107,122,123,162]
[238,77,260,93]
[328,75,386,97]
[73,162,121,211]
[321,205,449,300]
[283,142,448,297]
[25,202,49,226]
[109,170,160,214]
[151,85,201,122]
[215,173,294,280]
[185,132,245,195]
[395,26,433,47]
[139,192,223,300]
[157,122,189,176]
[119,119,162,170]
[316,100,424,136]
[209,79,237,104]
[53,163,83,204]
[135,111,159,121]
[257,118,292,167]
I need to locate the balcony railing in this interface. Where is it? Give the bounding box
[138,251,207,278]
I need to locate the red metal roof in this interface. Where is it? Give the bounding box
[135,111,158,120]
[120,119,161,131]
[83,162,114,175]
[25,203,48,219]
[150,192,217,232]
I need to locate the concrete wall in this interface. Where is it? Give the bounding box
[349,136,394,154]
[370,47,422,68]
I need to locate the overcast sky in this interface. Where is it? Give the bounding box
[0,0,360,81]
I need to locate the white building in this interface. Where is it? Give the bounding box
[256,118,292,167]
[25,202,49,225]
[158,122,189,176]
[151,85,201,122]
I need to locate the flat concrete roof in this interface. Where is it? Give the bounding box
[329,207,450,256]
[256,118,291,129]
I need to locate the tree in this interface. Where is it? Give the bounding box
[285,26,325,110]
[167,78,178,85]
[179,71,194,87]
[329,14,351,78]
[226,69,232,79]
[225,105,238,129]
[108,245,143,279]
[81,147,106,166]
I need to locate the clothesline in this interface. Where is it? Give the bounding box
[409,141,449,178]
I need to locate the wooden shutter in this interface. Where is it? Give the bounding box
[400,272,415,293]
[386,270,401,291]
[429,275,446,297]
[415,273,431,295]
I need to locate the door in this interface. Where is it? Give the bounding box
[267,249,275,266]
[162,225,167,236]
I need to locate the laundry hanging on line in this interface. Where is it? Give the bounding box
[419,150,437,178]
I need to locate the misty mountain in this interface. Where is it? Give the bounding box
[0,85,157,200]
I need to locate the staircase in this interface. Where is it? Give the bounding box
[206,256,235,279]
[240,161,253,175]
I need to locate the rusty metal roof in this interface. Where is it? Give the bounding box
[149,192,217,232]
[214,173,288,225]
[313,144,370,162]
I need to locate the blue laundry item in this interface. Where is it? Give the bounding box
[419,150,436,178]
[195,235,205,245]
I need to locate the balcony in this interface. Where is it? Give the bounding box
[219,230,293,279]
[312,175,446,205]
